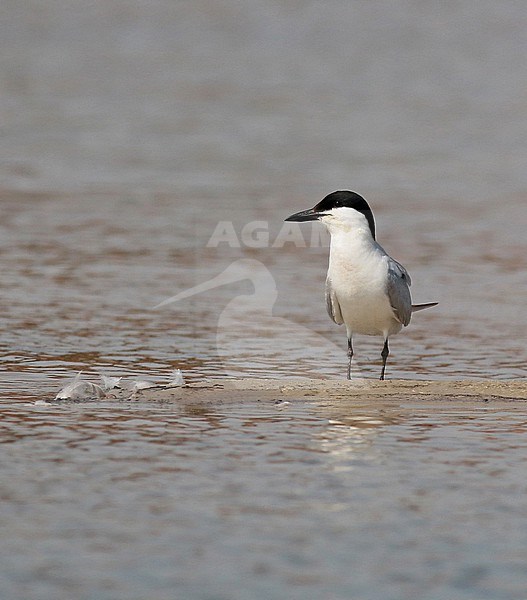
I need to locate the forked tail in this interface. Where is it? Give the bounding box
[411,302,438,312]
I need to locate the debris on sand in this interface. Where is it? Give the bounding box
[55,372,106,401]
[52,369,186,401]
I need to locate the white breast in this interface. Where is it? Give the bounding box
[325,222,402,338]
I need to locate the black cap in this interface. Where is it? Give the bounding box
[285,191,376,239]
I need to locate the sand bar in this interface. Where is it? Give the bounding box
[108,378,527,404]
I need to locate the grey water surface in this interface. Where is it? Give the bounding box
[2,397,527,600]
[1,1,526,598]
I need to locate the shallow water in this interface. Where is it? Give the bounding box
[1,1,526,396]
[2,396,527,600]
[1,2,527,598]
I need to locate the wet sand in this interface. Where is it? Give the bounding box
[105,378,527,404]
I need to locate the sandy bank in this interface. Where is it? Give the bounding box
[107,378,527,404]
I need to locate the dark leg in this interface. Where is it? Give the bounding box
[347,337,353,380]
[380,339,389,381]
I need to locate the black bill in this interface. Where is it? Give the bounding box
[284,208,324,222]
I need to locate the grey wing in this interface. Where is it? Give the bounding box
[325,277,344,325]
[387,258,412,326]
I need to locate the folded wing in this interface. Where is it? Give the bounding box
[325,277,344,325]
[387,258,412,326]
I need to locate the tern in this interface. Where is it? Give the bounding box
[285,190,437,380]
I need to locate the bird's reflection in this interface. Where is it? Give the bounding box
[311,402,402,469]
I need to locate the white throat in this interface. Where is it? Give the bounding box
[320,207,377,255]
[320,207,373,237]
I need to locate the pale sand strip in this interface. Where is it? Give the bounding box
[112,379,527,403]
